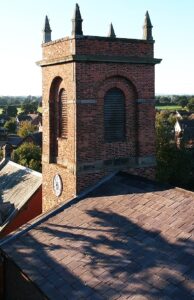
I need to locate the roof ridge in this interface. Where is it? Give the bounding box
[7,160,42,177]
[175,186,194,196]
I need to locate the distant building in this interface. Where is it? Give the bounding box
[22,132,42,148]
[175,110,193,120]
[0,114,9,127]
[16,114,32,124]
[27,113,42,127]
[175,119,194,149]
[0,159,42,237]
[7,134,23,149]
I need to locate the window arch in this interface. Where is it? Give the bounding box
[104,88,125,142]
[49,77,62,161]
[59,88,68,139]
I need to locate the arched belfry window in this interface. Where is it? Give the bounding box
[49,76,63,162]
[59,88,68,139]
[104,88,125,142]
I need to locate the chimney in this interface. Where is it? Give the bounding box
[2,144,11,160]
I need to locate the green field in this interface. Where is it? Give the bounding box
[0,105,183,114]
[0,107,42,114]
[156,105,183,110]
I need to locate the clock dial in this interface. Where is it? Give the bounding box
[53,174,63,197]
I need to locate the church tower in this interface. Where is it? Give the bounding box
[38,5,161,212]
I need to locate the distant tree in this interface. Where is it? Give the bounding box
[17,121,37,138]
[156,111,174,150]
[156,111,194,189]
[171,95,179,104]
[4,119,17,133]
[21,101,38,114]
[155,98,160,106]
[187,98,194,111]
[179,99,188,108]
[0,98,7,106]
[3,105,17,117]
[14,99,21,105]
[12,142,41,172]
[159,96,171,105]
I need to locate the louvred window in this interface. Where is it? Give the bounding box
[59,89,68,139]
[104,88,126,142]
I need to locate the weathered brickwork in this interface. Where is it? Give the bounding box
[40,18,161,211]
[42,163,76,212]
[75,36,154,57]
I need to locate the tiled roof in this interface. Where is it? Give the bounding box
[27,114,42,126]
[0,159,42,228]
[23,132,42,147]
[176,110,192,117]
[7,134,23,147]
[179,119,194,128]
[1,172,194,299]
[17,115,32,122]
[178,120,194,141]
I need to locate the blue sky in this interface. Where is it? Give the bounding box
[0,0,194,96]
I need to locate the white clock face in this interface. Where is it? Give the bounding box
[53,174,63,197]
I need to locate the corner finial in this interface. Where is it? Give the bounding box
[43,15,52,43]
[143,11,153,41]
[108,23,116,38]
[72,3,83,36]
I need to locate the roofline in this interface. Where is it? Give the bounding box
[42,35,155,47]
[4,160,42,177]
[0,171,117,247]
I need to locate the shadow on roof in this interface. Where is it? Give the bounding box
[3,206,194,299]
[84,172,172,198]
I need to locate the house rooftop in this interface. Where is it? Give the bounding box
[1,172,194,299]
[7,134,23,147]
[179,119,194,127]
[0,159,42,230]
[23,132,42,148]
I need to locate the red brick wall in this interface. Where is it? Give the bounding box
[42,164,76,212]
[42,37,75,59]
[75,36,153,57]
[41,35,157,211]
[42,59,77,212]
[74,37,155,191]
[76,64,155,160]
[1,187,42,237]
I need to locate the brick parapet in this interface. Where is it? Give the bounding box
[75,35,154,58]
[38,36,161,68]
[42,36,154,58]
[42,38,76,60]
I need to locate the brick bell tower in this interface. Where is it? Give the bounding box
[38,4,161,212]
